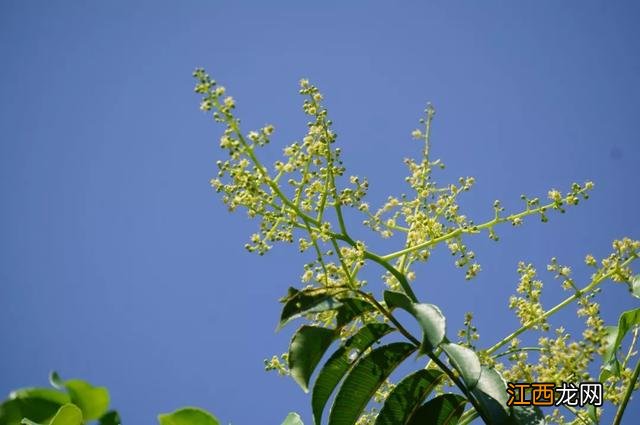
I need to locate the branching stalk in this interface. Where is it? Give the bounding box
[613,358,640,425]
[487,255,637,355]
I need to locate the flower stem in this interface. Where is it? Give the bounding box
[613,358,640,425]
[381,188,592,262]
[486,255,637,355]
[357,290,490,424]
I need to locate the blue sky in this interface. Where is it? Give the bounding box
[1,1,639,424]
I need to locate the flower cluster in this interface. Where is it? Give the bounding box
[496,240,640,423]
[457,312,480,349]
[509,262,548,331]
[196,71,639,425]
[194,70,366,260]
[534,327,594,383]
[264,353,290,376]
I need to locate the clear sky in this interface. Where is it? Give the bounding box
[1,1,639,424]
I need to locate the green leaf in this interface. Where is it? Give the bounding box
[312,323,394,424]
[48,404,83,425]
[628,274,640,299]
[441,343,481,390]
[2,389,69,425]
[472,367,510,425]
[375,369,445,425]
[601,307,640,379]
[48,372,64,390]
[64,379,110,420]
[278,289,342,331]
[599,326,621,381]
[1,397,63,425]
[383,291,416,313]
[328,342,416,425]
[604,308,640,361]
[158,407,220,425]
[45,372,111,421]
[383,291,414,314]
[406,394,467,425]
[9,388,70,406]
[289,326,337,392]
[384,291,446,352]
[281,412,304,425]
[279,287,301,302]
[336,299,376,328]
[509,405,546,425]
[99,410,122,425]
[602,325,620,364]
[586,405,598,425]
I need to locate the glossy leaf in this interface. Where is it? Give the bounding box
[64,379,110,420]
[383,290,412,310]
[603,308,640,365]
[509,405,546,425]
[9,388,69,406]
[441,343,481,390]
[48,372,64,391]
[2,388,69,425]
[99,410,122,425]
[472,367,510,425]
[600,307,640,381]
[336,299,376,328]
[289,326,337,392]
[406,394,466,425]
[48,404,83,425]
[46,372,110,421]
[599,325,621,381]
[279,290,342,331]
[375,369,445,425]
[384,291,446,352]
[20,403,83,425]
[281,412,304,425]
[158,407,220,425]
[312,323,394,424]
[328,342,416,425]
[0,398,62,425]
[280,286,302,302]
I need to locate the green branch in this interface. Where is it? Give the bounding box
[613,358,640,425]
[381,187,592,262]
[487,254,638,355]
